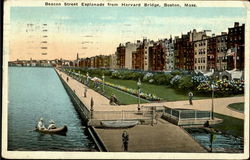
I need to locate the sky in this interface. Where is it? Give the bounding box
[9,6,247,61]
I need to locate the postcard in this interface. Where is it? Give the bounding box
[2,0,250,159]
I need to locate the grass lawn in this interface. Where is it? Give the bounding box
[103,85,148,105]
[213,113,244,137]
[87,79,148,105]
[228,102,244,112]
[94,75,210,101]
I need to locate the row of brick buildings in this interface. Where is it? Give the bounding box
[68,22,245,72]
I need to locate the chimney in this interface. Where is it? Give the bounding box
[221,32,227,35]
[125,42,130,46]
[234,22,239,27]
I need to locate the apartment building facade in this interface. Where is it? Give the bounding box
[216,33,228,71]
[116,44,126,69]
[194,38,208,71]
[148,41,166,71]
[227,22,245,70]
[164,38,174,71]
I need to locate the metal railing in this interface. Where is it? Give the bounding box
[91,110,153,121]
[163,106,211,120]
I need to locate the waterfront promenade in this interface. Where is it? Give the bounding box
[55,68,244,152]
[56,68,244,119]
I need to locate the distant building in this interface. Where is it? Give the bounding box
[148,40,166,71]
[174,34,192,70]
[125,42,138,70]
[110,54,117,69]
[93,55,111,68]
[90,57,95,68]
[116,44,126,69]
[132,39,153,71]
[164,38,174,71]
[175,30,207,70]
[216,32,228,71]
[194,38,208,71]
[227,22,245,70]
[207,34,217,71]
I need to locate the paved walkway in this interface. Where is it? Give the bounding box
[125,97,245,120]
[162,97,244,119]
[57,69,132,111]
[94,119,207,152]
[56,68,244,120]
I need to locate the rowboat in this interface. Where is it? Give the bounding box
[101,120,139,128]
[36,125,68,134]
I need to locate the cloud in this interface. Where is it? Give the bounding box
[52,16,72,20]
[99,16,117,20]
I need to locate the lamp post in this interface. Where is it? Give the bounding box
[102,74,105,92]
[211,84,215,120]
[137,78,141,111]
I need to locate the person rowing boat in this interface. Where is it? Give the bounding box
[48,120,57,130]
[37,117,46,130]
[35,118,67,134]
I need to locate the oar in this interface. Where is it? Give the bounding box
[27,129,36,132]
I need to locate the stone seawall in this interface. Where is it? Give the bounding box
[55,68,90,123]
[54,68,108,151]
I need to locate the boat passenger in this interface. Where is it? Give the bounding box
[37,118,46,130]
[48,120,57,130]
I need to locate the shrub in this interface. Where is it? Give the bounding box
[151,73,173,85]
[152,74,166,85]
[170,70,181,76]
[196,80,244,96]
[165,74,174,85]
[170,75,181,88]
[191,75,209,87]
[143,73,154,82]
[178,75,194,90]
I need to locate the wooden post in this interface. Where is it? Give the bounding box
[170,109,172,118]
[90,97,94,119]
[152,106,156,126]
[195,110,197,121]
[179,110,181,120]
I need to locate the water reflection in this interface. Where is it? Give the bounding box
[185,128,243,153]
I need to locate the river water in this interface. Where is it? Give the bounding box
[8,67,96,151]
[185,128,243,153]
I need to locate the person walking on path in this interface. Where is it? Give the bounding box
[66,77,69,82]
[122,130,129,151]
[188,91,193,105]
[84,87,87,97]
